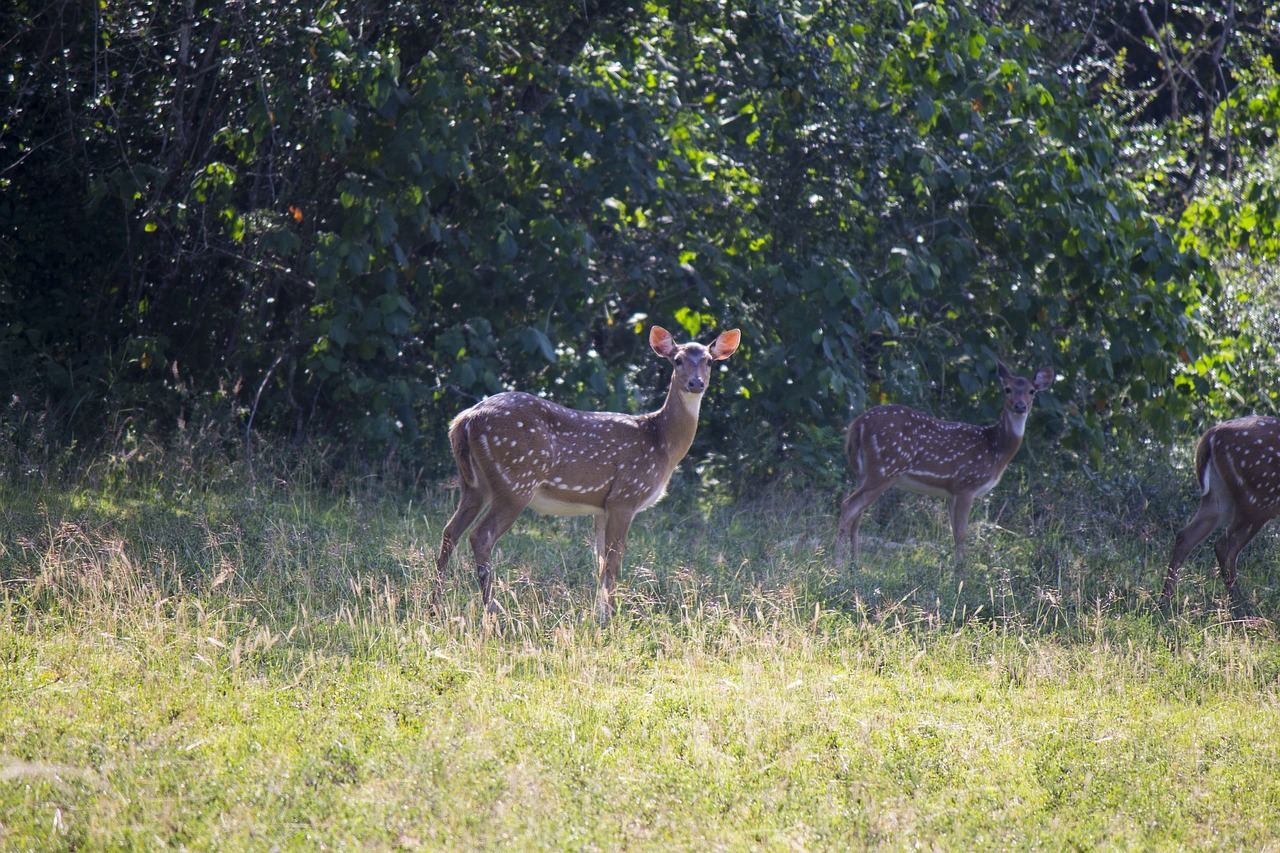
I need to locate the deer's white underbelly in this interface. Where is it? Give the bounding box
[897,473,1002,499]
[897,475,952,498]
[526,478,669,517]
[527,491,603,517]
[634,483,669,512]
[971,476,1001,497]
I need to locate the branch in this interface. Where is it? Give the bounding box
[1138,5,1182,121]
[518,0,635,113]
[1173,0,1236,212]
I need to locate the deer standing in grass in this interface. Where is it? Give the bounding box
[434,326,741,620]
[836,362,1055,567]
[1163,416,1280,614]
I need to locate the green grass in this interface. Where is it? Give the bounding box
[4,449,1280,850]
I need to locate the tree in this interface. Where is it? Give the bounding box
[4,0,1254,483]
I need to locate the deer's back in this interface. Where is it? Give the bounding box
[455,391,652,449]
[451,392,665,502]
[850,404,985,459]
[849,403,1013,494]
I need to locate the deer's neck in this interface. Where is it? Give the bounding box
[647,383,704,462]
[985,408,1029,460]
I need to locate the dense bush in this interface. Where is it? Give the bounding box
[3,0,1278,482]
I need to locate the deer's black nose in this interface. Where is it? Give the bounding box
[686,377,706,393]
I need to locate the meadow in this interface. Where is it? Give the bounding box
[3,439,1280,850]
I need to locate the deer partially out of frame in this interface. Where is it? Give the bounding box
[836,362,1055,567]
[434,326,741,620]
[1163,416,1280,614]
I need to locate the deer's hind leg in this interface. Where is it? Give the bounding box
[434,483,487,613]
[468,495,530,612]
[837,480,895,566]
[437,488,485,573]
[1214,518,1264,615]
[1163,493,1226,606]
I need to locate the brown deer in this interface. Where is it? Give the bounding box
[434,326,741,620]
[836,362,1055,567]
[1163,416,1280,613]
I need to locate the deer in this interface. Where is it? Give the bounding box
[836,362,1055,568]
[433,325,741,621]
[1162,416,1280,614]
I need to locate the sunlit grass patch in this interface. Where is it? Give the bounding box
[4,450,1280,849]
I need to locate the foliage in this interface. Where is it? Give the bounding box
[2,0,1279,480]
[1173,68,1280,421]
[1004,0,1280,429]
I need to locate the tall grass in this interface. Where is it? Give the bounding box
[3,435,1280,849]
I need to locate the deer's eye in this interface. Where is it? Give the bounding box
[1004,386,1012,394]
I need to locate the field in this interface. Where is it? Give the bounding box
[4,445,1280,850]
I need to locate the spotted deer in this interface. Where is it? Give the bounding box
[836,362,1055,567]
[434,326,741,620]
[1163,416,1280,613]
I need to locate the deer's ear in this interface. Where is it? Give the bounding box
[650,326,677,357]
[709,329,740,360]
[1033,367,1055,391]
[997,361,1013,382]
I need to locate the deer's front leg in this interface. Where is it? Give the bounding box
[947,493,976,568]
[595,509,635,622]
[592,513,608,608]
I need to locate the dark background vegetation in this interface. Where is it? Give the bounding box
[3,0,1279,486]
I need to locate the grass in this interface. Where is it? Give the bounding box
[4,443,1280,850]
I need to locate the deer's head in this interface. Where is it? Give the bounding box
[998,361,1054,420]
[650,326,741,397]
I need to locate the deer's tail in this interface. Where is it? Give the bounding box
[1194,428,1216,496]
[448,414,479,490]
[845,418,865,484]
